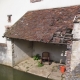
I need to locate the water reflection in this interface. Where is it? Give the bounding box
[0,65,50,80]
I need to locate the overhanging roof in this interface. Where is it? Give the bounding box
[4,5,80,43]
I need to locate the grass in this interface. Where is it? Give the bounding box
[37,61,44,67]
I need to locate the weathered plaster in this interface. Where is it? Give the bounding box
[66,22,80,80]
[72,23,80,39]
[71,23,80,71]
[0,46,7,64]
[12,39,67,66]
[33,42,67,63]
[0,38,13,66]
[13,39,33,65]
[6,38,13,66]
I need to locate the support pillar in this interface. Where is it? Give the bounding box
[65,43,72,80]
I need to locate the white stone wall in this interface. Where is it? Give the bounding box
[72,23,80,39]
[6,38,13,66]
[0,46,7,64]
[71,41,80,71]
[65,22,80,79]
[71,23,80,71]
[0,39,13,66]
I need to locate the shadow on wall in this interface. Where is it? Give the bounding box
[13,39,67,64]
[70,63,80,80]
[13,39,33,65]
[14,39,33,57]
[33,42,67,63]
[51,44,67,63]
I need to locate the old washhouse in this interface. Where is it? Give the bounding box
[3,5,80,79]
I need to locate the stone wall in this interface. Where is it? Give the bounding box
[0,43,7,64]
[65,22,80,80]
[66,41,80,80]
[6,38,13,66]
[66,52,71,80]
[13,39,67,65]
[13,39,33,65]
[33,42,67,63]
[70,41,80,80]
[5,38,67,66]
[0,39,13,66]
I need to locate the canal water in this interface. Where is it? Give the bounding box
[0,64,51,80]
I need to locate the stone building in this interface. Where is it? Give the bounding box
[1,1,79,64]
[3,5,80,80]
[1,0,79,43]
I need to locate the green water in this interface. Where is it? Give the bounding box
[0,64,50,80]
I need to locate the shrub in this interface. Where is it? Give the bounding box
[33,54,40,60]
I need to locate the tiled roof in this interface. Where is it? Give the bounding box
[4,5,80,43]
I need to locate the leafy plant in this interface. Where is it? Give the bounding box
[37,61,44,67]
[33,54,40,60]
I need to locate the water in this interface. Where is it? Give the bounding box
[0,64,50,80]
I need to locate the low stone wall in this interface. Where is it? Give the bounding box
[0,43,7,64]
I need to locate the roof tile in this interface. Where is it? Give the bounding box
[4,5,80,43]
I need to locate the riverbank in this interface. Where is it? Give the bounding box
[14,58,65,80]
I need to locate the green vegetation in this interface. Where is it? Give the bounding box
[33,54,40,60]
[37,61,44,67]
[33,54,44,67]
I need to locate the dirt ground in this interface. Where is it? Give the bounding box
[14,58,65,80]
